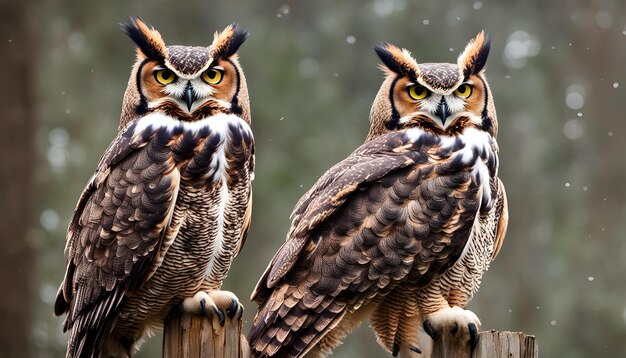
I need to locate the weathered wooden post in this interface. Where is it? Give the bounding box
[163,308,249,358]
[163,312,535,358]
[430,330,537,358]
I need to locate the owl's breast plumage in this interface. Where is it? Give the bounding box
[115,112,254,334]
[141,111,253,277]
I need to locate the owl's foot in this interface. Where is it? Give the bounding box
[182,290,244,326]
[423,306,480,350]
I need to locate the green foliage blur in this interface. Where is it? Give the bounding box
[28,0,626,357]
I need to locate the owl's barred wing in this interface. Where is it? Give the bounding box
[249,128,496,357]
[54,120,184,357]
[228,128,255,257]
[56,113,255,357]
[253,133,437,295]
[291,132,440,237]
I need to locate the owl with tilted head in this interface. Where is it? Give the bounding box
[54,18,254,357]
[249,32,508,357]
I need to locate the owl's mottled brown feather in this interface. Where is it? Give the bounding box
[121,18,166,62]
[249,127,499,357]
[56,120,183,356]
[56,114,254,357]
[249,31,505,358]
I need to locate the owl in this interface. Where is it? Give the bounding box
[248,32,508,357]
[54,18,254,357]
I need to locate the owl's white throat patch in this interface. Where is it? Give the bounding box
[405,127,495,209]
[132,112,251,136]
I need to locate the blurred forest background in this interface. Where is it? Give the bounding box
[1,0,625,357]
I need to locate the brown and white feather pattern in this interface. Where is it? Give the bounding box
[56,112,254,357]
[249,125,501,358]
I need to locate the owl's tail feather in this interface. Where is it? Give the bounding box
[62,287,126,358]
[65,316,111,358]
[248,284,347,358]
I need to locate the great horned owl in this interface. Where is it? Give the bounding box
[249,32,508,357]
[54,18,254,357]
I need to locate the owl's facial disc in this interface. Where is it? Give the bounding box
[165,79,217,113]
[368,32,493,139]
[179,67,224,111]
[135,51,246,121]
[398,79,479,130]
[146,63,229,113]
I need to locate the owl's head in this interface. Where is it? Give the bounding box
[367,32,497,140]
[119,18,250,129]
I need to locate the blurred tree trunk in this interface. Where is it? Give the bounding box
[0,0,34,356]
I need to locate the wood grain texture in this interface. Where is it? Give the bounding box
[430,330,537,358]
[163,309,248,358]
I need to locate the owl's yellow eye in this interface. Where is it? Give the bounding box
[454,84,473,98]
[155,69,176,85]
[408,85,429,100]
[202,68,223,84]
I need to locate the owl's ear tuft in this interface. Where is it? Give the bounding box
[211,23,249,59]
[121,17,167,62]
[374,43,419,78]
[458,31,490,76]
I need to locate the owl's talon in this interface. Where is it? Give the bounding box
[208,290,244,322]
[188,290,243,325]
[423,319,436,339]
[236,304,244,320]
[182,291,213,315]
[410,345,422,354]
[214,306,225,326]
[468,322,479,348]
[226,298,239,319]
[450,321,459,335]
[392,342,399,356]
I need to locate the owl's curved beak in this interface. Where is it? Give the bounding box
[182,81,196,111]
[435,97,451,125]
